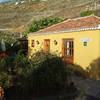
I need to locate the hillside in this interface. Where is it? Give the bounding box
[0,0,100,32]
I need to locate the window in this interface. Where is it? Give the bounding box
[31,40,34,47]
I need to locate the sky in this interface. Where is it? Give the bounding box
[0,0,12,3]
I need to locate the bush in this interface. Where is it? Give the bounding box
[89,58,100,79]
[0,72,13,88]
[27,17,65,33]
[0,53,31,89]
[67,64,89,78]
[16,51,70,95]
[80,11,95,17]
[0,56,15,89]
[32,53,69,94]
[0,51,71,97]
[0,32,20,55]
[0,57,12,72]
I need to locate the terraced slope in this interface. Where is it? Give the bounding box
[0,0,100,31]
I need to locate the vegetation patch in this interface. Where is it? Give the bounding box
[80,10,95,17]
[89,58,100,79]
[23,17,66,37]
[0,51,73,99]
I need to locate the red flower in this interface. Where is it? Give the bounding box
[0,53,8,58]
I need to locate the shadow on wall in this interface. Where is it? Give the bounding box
[89,58,100,79]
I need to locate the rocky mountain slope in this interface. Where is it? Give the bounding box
[0,0,100,31]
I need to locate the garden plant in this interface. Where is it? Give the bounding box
[0,51,76,100]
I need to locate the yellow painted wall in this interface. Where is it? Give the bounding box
[28,29,100,69]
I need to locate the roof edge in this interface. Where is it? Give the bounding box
[29,14,98,35]
[28,26,100,36]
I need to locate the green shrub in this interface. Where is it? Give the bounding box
[0,57,12,72]
[89,58,100,79]
[67,64,89,78]
[0,31,20,55]
[0,51,71,96]
[13,52,30,68]
[80,11,95,17]
[28,17,65,33]
[0,53,32,89]
[0,57,15,88]
[15,51,70,94]
[32,54,68,93]
[0,72,13,88]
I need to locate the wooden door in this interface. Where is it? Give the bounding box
[44,39,50,53]
[62,39,74,64]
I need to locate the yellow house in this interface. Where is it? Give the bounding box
[28,15,100,69]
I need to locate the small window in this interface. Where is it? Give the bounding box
[31,40,34,47]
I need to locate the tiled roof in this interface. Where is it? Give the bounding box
[30,15,100,35]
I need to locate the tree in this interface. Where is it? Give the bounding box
[28,17,66,33]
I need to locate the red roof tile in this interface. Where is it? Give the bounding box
[32,15,100,34]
